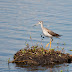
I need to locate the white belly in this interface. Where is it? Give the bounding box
[43,30,52,38]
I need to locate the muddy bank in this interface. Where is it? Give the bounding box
[11,46,72,66]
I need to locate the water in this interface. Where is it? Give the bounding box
[0,0,72,72]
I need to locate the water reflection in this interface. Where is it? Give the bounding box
[12,63,69,72]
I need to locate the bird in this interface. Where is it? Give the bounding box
[34,21,62,50]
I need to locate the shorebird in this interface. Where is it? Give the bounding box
[34,21,61,49]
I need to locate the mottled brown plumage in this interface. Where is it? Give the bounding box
[46,28,61,38]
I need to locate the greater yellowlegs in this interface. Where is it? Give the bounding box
[34,21,61,49]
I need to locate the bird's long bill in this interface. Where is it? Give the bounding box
[33,24,39,26]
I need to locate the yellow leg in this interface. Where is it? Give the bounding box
[45,38,52,49]
[45,43,49,48]
[49,38,51,49]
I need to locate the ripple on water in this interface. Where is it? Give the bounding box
[0,0,72,72]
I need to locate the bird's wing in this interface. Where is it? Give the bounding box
[46,28,61,37]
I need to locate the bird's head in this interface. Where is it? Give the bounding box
[34,21,43,26]
[38,21,43,25]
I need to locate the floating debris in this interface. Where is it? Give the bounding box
[69,50,72,51]
[9,46,72,67]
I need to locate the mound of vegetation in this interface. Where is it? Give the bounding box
[10,45,72,66]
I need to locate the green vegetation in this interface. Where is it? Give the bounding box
[60,70,63,72]
[8,36,72,67]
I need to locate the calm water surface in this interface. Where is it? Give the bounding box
[0,0,72,72]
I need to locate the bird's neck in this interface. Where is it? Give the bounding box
[41,23,44,30]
